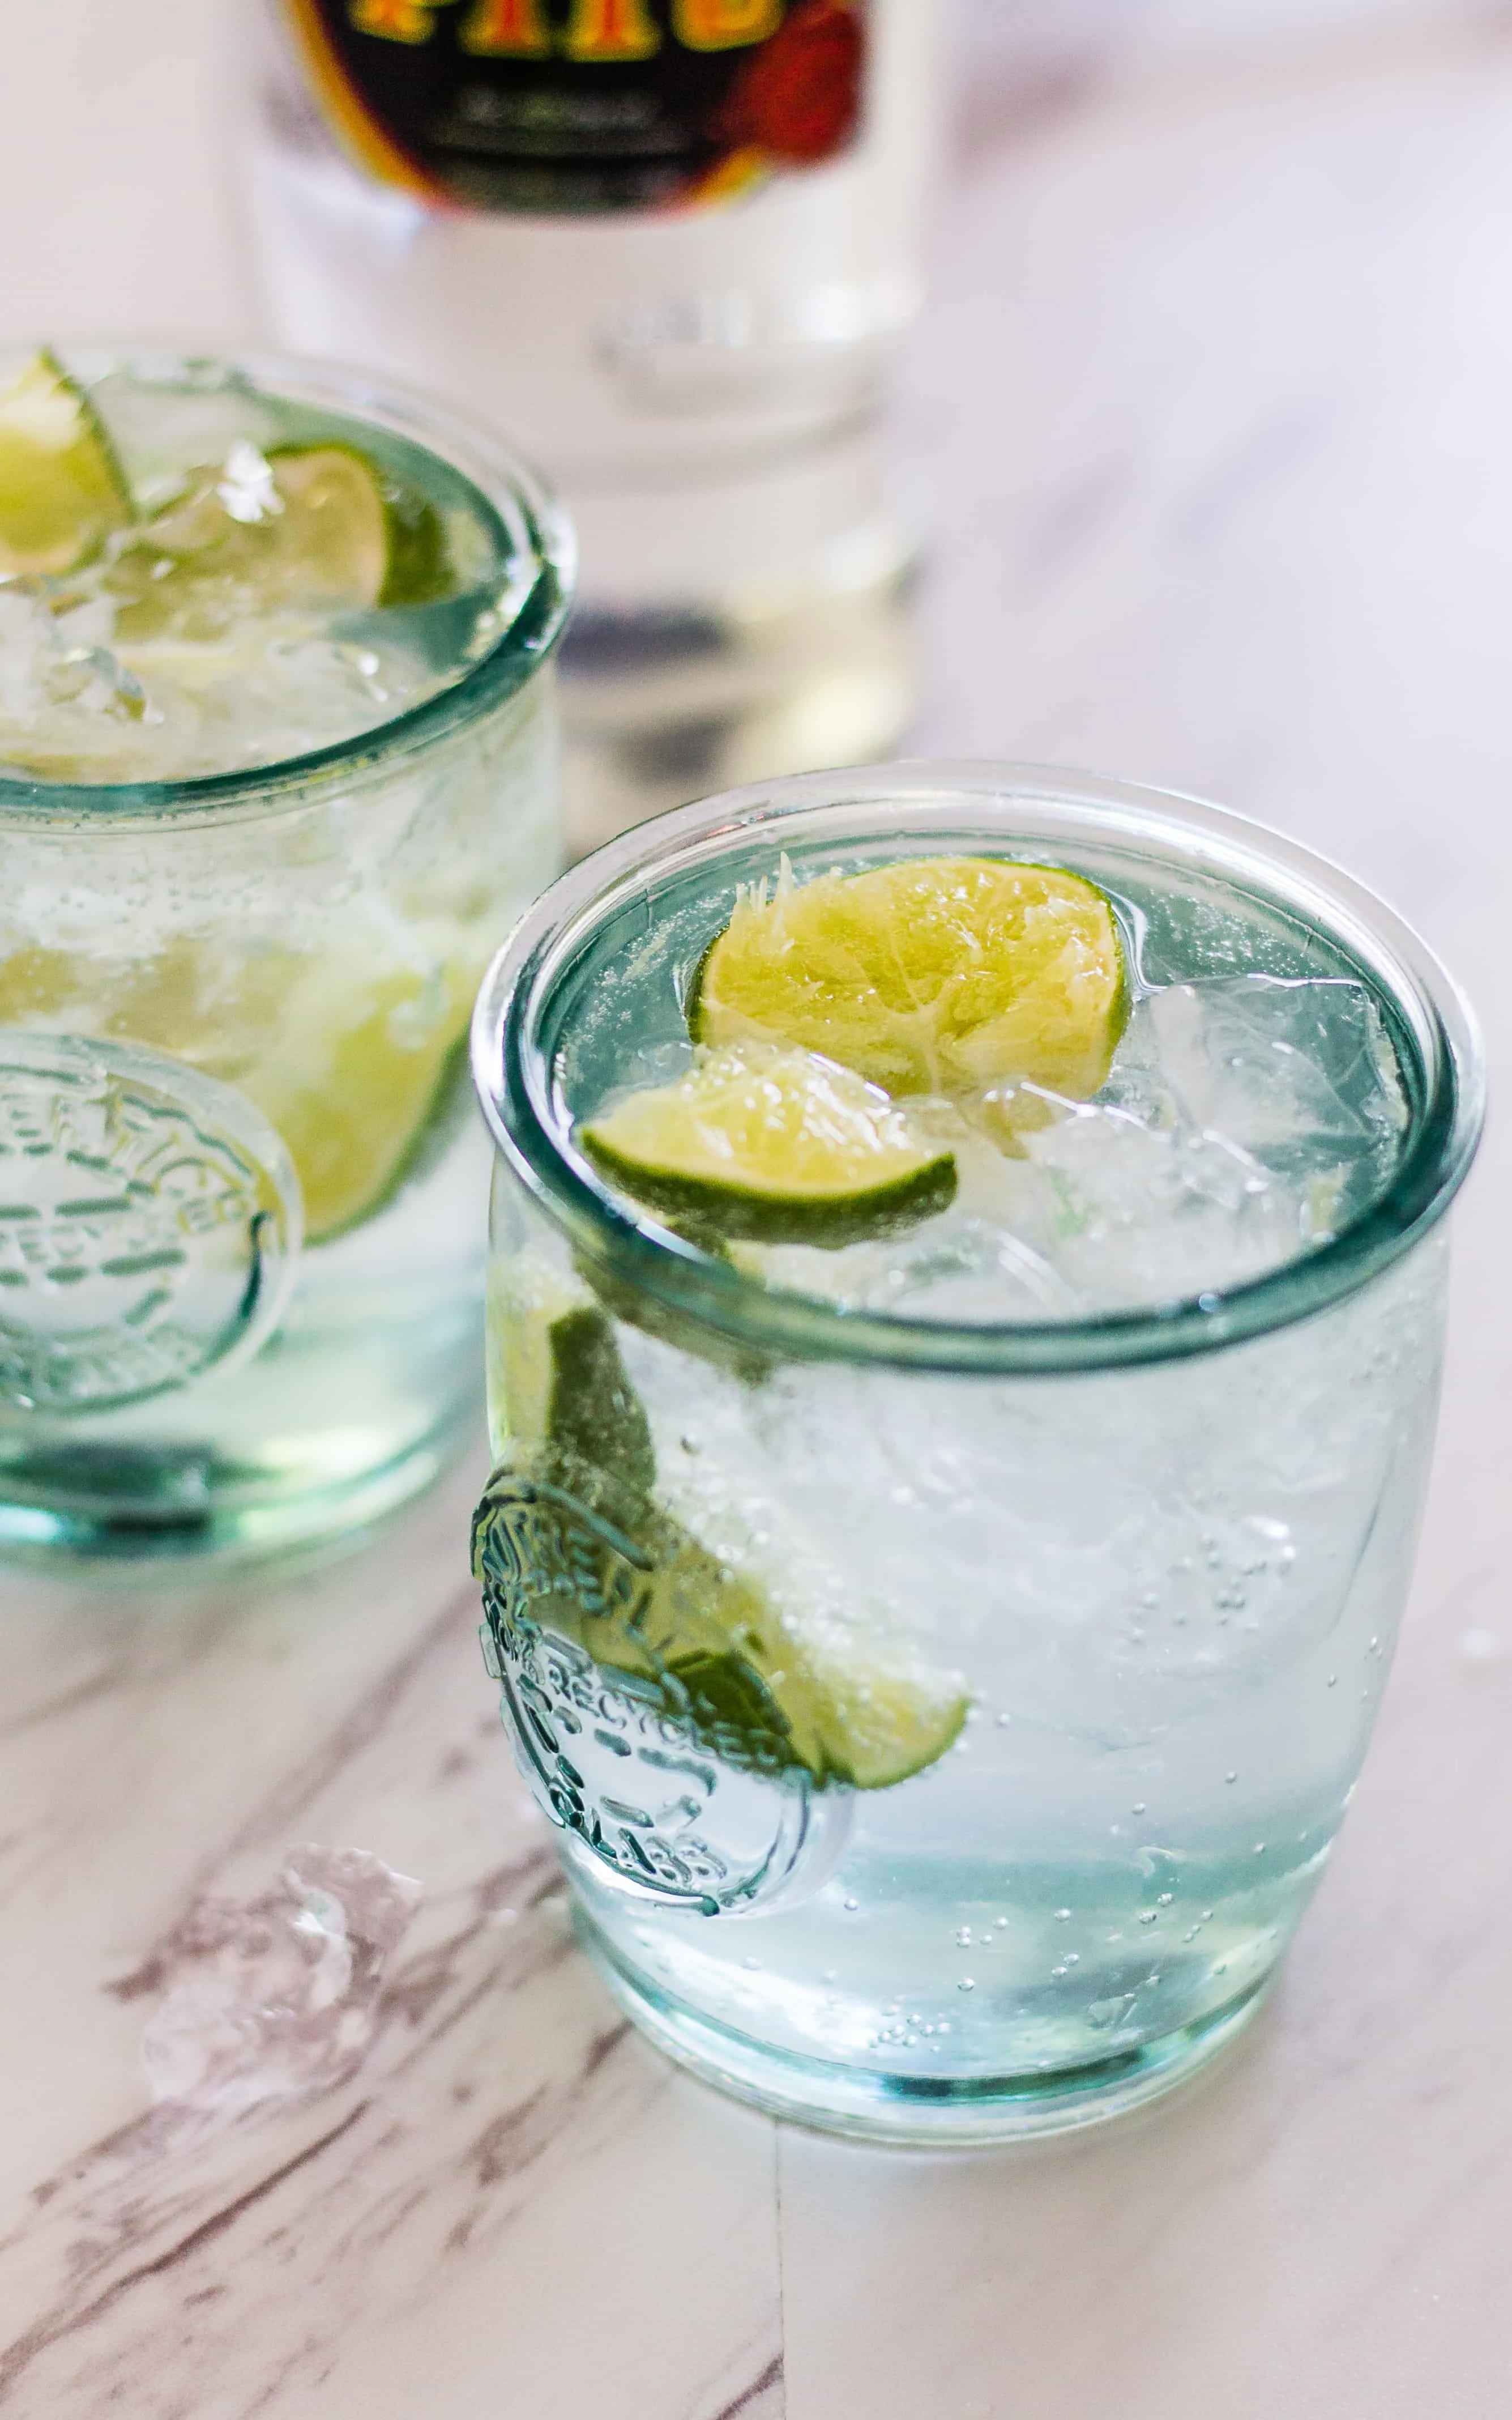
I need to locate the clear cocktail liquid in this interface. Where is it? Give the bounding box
[474,776,1471,2137]
[0,350,567,1560]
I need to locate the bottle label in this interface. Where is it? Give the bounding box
[282,0,869,214]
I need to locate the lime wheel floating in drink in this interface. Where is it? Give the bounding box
[0,350,132,578]
[582,1040,956,1247]
[691,854,1128,1101]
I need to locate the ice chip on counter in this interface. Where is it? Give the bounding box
[141,1844,422,2119]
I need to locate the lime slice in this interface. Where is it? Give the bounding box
[596,1516,968,1791]
[784,1630,970,1792]
[691,855,1129,1102]
[263,445,390,604]
[106,442,452,643]
[375,475,453,608]
[243,974,470,1242]
[267,444,454,607]
[481,1285,969,1788]
[581,1041,956,1247]
[108,949,473,1244]
[0,350,133,577]
[0,939,475,1245]
[490,1268,655,1506]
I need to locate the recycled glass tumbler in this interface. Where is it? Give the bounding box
[0,342,572,1567]
[468,765,1481,2142]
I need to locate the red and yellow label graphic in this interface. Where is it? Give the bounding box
[348,0,438,39]
[281,0,867,215]
[460,0,553,54]
[676,0,783,48]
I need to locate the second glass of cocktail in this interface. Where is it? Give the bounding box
[470,764,1480,2142]
[0,342,571,1563]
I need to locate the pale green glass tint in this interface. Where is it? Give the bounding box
[471,766,1480,2141]
[475,766,1476,1370]
[0,345,572,1566]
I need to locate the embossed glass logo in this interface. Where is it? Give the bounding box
[0,1033,302,1413]
[473,1461,847,1915]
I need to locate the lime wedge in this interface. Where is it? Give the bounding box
[691,855,1129,1102]
[481,1284,969,1788]
[783,1629,970,1792]
[0,350,132,577]
[490,1268,656,1506]
[106,442,452,642]
[581,1041,956,1247]
[489,1261,591,1459]
[590,1512,969,1791]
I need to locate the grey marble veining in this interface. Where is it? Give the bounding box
[0,1466,785,2418]
[6,8,1512,2415]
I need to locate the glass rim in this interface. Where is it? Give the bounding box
[0,338,575,826]
[471,762,1485,1377]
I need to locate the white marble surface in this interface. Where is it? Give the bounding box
[6,8,1512,2414]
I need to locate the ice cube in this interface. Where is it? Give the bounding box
[663,978,1408,1326]
[0,587,49,722]
[86,363,283,502]
[216,438,284,527]
[1140,975,1406,1188]
[0,581,169,776]
[753,1209,1086,1323]
[140,1844,421,2119]
[998,977,1407,1309]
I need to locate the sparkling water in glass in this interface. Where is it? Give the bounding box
[469,765,1481,2142]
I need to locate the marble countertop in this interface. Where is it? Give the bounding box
[6,7,1512,2413]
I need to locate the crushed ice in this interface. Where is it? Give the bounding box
[215,440,284,526]
[0,369,488,781]
[750,975,1408,1320]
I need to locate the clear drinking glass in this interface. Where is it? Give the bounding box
[469,764,1481,2142]
[0,343,572,1566]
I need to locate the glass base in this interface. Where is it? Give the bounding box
[580,1913,1273,2145]
[0,1418,465,1577]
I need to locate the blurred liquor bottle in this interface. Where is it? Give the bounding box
[231,0,940,850]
